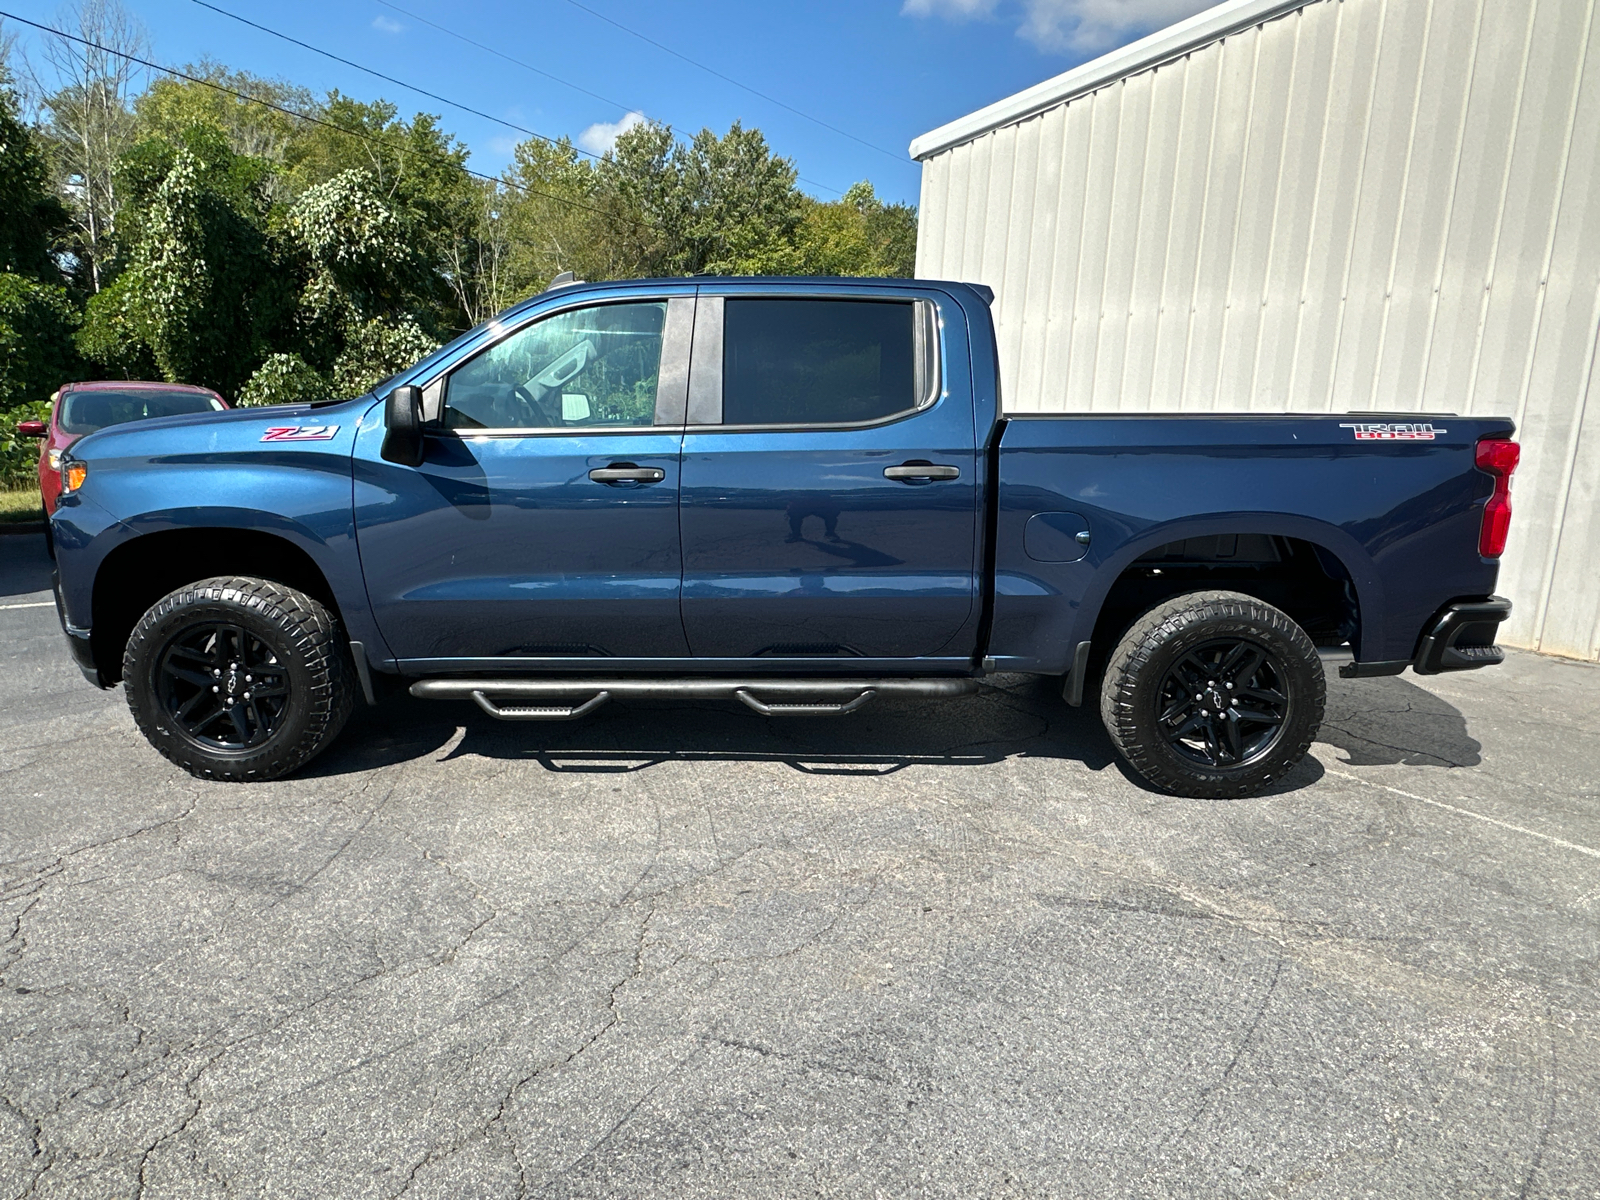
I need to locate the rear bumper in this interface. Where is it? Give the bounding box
[1339,596,1512,679]
[1412,595,1512,675]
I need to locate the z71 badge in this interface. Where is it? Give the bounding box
[1338,422,1446,441]
[261,425,340,442]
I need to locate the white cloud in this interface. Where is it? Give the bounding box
[903,0,1216,53]
[371,14,404,34]
[577,110,646,156]
[901,0,999,18]
[1018,0,1216,52]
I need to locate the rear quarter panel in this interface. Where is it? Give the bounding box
[992,415,1512,673]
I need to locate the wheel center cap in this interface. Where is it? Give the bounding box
[1206,686,1229,712]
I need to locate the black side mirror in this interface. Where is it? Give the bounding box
[381,385,424,466]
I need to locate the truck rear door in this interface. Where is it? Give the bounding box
[678,287,980,662]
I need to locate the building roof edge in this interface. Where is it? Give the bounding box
[908,0,1315,161]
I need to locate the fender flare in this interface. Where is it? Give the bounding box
[1067,513,1383,660]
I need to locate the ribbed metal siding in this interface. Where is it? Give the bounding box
[917,0,1600,660]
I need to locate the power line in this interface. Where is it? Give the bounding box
[557,0,910,166]
[193,0,846,196]
[366,0,641,129]
[0,9,618,219]
[190,0,605,162]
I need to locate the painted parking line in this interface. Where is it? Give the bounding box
[0,601,54,610]
[1328,768,1600,860]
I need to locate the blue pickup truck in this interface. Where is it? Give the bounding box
[49,276,1520,797]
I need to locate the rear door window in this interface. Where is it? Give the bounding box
[721,299,931,427]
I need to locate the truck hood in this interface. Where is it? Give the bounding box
[65,394,379,463]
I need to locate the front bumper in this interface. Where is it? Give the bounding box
[1339,595,1512,679]
[53,569,106,688]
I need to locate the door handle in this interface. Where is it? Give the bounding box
[883,462,961,481]
[589,464,666,484]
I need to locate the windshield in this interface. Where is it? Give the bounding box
[59,389,225,435]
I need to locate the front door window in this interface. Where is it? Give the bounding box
[445,301,667,430]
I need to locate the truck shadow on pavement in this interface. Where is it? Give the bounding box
[300,668,1481,794]
[0,534,54,598]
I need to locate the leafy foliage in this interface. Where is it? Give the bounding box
[0,86,71,279]
[236,352,326,407]
[0,272,80,410]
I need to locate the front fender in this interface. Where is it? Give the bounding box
[52,396,389,663]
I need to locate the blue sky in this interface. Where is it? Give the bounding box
[4,0,1215,205]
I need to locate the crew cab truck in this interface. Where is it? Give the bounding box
[49,277,1520,797]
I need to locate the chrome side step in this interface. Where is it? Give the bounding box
[410,677,978,721]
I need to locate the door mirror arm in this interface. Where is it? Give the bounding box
[381,385,425,466]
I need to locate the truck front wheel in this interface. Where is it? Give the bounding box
[1099,590,1326,798]
[123,576,354,781]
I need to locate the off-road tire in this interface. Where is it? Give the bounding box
[124,576,354,781]
[1099,589,1325,798]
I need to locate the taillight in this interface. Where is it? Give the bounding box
[1475,437,1520,558]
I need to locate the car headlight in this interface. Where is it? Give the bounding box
[48,448,62,470]
[61,460,87,493]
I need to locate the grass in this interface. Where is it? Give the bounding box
[0,487,44,524]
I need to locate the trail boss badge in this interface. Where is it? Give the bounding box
[261,425,340,442]
[1339,422,1446,441]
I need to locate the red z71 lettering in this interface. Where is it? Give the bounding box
[261,425,340,442]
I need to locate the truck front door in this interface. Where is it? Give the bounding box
[353,294,692,669]
[679,290,979,663]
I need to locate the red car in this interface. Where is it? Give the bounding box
[20,381,229,522]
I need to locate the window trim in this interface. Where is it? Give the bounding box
[687,292,947,433]
[422,295,690,437]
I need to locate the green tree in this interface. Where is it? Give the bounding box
[0,271,79,409]
[798,182,918,277]
[78,130,284,394]
[0,81,71,280]
[135,63,311,164]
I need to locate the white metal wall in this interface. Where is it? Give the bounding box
[916,0,1600,661]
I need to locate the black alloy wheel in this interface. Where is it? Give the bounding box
[1154,637,1289,768]
[155,622,291,751]
[1100,590,1325,798]
[124,576,354,781]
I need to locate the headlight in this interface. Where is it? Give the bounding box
[48,448,62,470]
[61,461,87,493]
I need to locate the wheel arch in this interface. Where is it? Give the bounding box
[90,526,346,684]
[1073,515,1381,663]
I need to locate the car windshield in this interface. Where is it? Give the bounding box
[59,389,224,434]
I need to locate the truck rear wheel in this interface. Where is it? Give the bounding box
[1098,590,1325,798]
[123,576,354,781]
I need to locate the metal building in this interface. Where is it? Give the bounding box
[911,0,1600,661]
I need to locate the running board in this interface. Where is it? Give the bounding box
[410,677,978,721]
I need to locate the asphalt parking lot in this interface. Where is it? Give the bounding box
[2,533,1598,1199]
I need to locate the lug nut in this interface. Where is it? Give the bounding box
[1226,682,1234,689]
[212,685,219,693]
